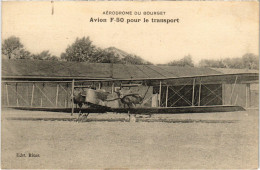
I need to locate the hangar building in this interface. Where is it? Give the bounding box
[2,59,259,109]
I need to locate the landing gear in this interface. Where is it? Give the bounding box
[128,111,136,122]
[76,109,90,122]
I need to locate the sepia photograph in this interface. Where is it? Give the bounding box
[1,1,259,169]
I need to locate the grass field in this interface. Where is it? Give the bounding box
[1,108,258,169]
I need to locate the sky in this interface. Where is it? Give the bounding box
[2,1,259,64]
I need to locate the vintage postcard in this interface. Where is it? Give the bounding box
[1,1,259,169]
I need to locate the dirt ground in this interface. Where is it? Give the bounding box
[1,108,258,169]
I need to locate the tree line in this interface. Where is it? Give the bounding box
[2,36,59,61]
[158,53,258,70]
[2,36,258,70]
[1,36,151,65]
[198,54,259,70]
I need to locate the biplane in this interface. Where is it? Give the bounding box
[2,60,258,121]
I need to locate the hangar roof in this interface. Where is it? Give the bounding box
[210,68,259,74]
[2,59,220,79]
[2,59,259,83]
